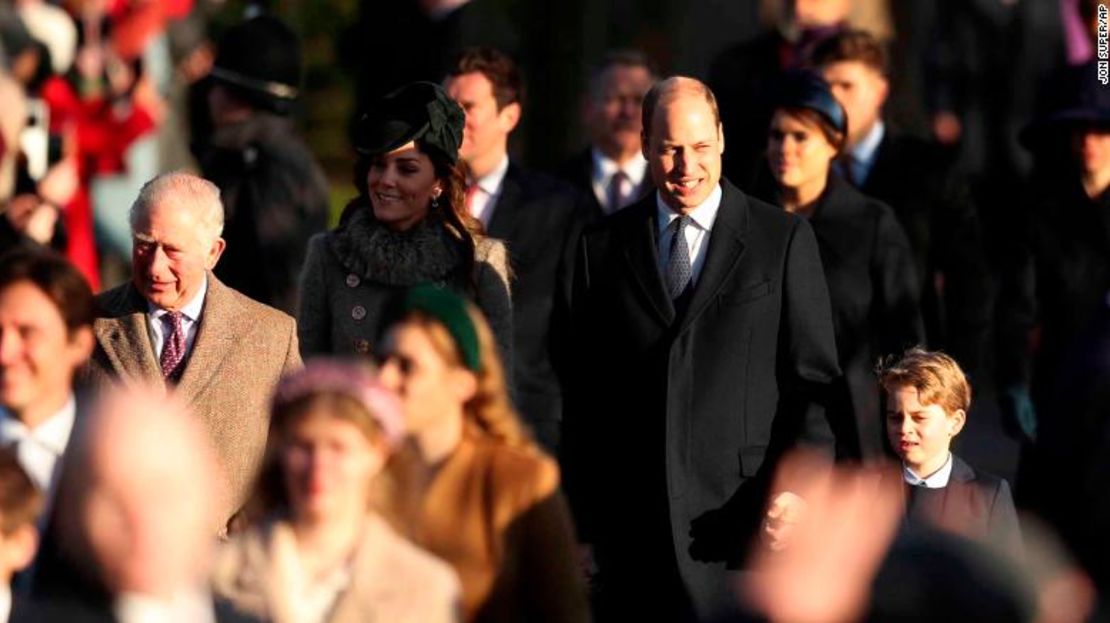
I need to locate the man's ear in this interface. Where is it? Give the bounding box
[499,102,522,134]
[205,237,227,270]
[877,76,890,108]
[718,123,726,154]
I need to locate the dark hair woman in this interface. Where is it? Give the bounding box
[297,82,512,369]
[758,70,924,461]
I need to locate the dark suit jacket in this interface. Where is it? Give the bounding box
[555,148,652,220]
[857,130,991,374]
[486,162,591,452]
[561,178,841,617]
[82,275,301,530]
[903,455,1021,553]
[755,174,924,459]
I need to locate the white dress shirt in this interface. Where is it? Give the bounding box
[0,583,9,623]
[467,155,511,228]
[845,121,885,186]
[115,589,216,623]
[147,278,208,361]
[902,452,953,489]
[591,147,648,214]
[0,395,76,498]
[656,184,723,286]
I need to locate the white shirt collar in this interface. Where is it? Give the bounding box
[903,452,953,489]
[0,394,76,457]
[655,183,723,236]
[591,147,649,187]
[850,120,885,168]
[147,276,208,323]
[115,588,216,623]
[472,155,510,197]
[0,583,9,623]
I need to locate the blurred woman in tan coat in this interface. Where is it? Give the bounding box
[376,285,589,623]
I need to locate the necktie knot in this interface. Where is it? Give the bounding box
[160,311,187,382]
[666,215,693,299]
[607,170,630,213]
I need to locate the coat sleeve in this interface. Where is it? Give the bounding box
[872,203,926,356]
[987,479,1023,558]
[296,235,331,358]
[282,315,303,374]
[475,239,514,376]
[769,216,842,458]
[515,458,590,623]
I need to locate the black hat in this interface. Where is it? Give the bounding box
[1020,63,1110,149]
[771,69,847,135]
[353,82,465,165]
[210,15,301,111]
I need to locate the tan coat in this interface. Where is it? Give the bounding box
[83,275,301,530]
[420,430,589,623]
[211,516,460,623]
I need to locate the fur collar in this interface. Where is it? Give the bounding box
[329,204,462,285]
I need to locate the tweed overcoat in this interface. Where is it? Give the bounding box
[82,274,301,530]
[297,208,513,367]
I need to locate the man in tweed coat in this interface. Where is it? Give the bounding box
[83,172,301,532]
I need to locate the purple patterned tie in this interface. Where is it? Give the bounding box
[160,311,186,380]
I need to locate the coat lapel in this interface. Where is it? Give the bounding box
[175,275,249,407]
[94,285,163,386]
[486,163,524,241]
[621,199,676,326]
[677,182,748,333]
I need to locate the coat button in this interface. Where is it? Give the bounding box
[346,273,361,288]
[354,338,371,354]
[351,305,367,321]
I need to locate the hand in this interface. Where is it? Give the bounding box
[932,111,963,145]
[743,451,903,623]
[6,194,58,244]
[761,491,807,552]
[1000,385,1037,443]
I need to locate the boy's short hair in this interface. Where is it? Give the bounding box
[877,348,971,415]
[811,29,889,76]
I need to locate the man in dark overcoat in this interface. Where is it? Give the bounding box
[561,76,842,620]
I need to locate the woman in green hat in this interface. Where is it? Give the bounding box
[297,81,512,368]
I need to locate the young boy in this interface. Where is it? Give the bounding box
[878,348,1021,551]
[0,447,43,622]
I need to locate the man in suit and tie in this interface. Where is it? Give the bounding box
[561,76,842,620]
[813,30,992,375]
[558,50,656,218]
[83,172,301,532]
[444,47,590,452]
[0,248,94,518]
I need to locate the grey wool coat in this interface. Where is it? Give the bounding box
[83,275,302,533]
[297,207,513,366]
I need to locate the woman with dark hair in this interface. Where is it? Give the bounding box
[375,285,587,623]
[211,360,460,622]
[297,81,512,365]
[758,70,923,461]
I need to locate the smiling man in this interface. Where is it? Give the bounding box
[561,76,842,619]
[84,172,301,533]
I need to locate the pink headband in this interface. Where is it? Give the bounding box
[273,359,405,449]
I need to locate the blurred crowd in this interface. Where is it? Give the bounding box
[0,0,1105,622]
